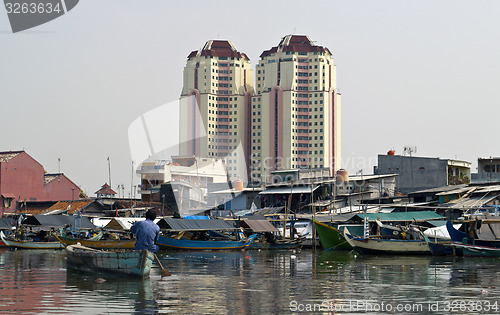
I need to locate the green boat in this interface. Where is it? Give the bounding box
[314,221,352,250]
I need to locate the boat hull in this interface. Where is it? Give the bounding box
[55,235,135,249]
[248,239,301,250]
[423,235,463,256]
[65,244,153,277]
[446,221,500,248]
[344,230,430,255]
[314,221,352,250]
[0,231,63,249]
[452,243,500,257]
[156,234,256,250]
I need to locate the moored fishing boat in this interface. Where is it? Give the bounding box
[0,230,64,249]
[247,236,301,250]
[451,242,500,257]
[344,228,430,255]
[313,220,352,250]
[423,223,463,256]
[65,244,153,277]
[446,220,500,248]
[157,233,257,250]
[239,219,301,250]
[156,217,257,250]
[55,233,136,249]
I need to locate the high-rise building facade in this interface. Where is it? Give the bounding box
[179,40,254,181]
[250,35,341,183]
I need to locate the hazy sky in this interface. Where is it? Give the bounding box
[1,0,499,197]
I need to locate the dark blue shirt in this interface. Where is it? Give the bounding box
[130,219,160,253]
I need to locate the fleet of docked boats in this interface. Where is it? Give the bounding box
[2,211,500,278]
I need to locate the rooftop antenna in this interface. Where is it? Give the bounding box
[403,146,417,157]
[58,157,61,173]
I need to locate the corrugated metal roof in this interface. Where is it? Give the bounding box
[358,211,443,222]
[408,185,467,195]
[436,187,474,196]
[475,185,500,193]
[159,218,237,231]
[44,174,60,185]
[0,151,22,163]
[259,185,319,195]
[443,195,499,210]
[240,219,278,232]
[314,213,359,223]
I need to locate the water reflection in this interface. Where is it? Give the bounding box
[1,248,500,314]
[0,249,66,315]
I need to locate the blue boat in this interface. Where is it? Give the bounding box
[446,220,500,248]
[446,220,500,256]
[156,218,257,250]
[423,236,462,256]
[157,234,257,250]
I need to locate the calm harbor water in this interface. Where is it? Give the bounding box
[0,248,499,314]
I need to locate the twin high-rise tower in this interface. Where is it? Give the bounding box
[179,35,341,184]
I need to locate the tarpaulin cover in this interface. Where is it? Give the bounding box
[240,219,278,232]
[0,218,14,229]
[159,218,237,231]
[22,215,96,229]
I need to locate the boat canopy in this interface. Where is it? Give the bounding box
[158,218,237,231]
[104,218,146,231]
[239,219,279,233]
[22,215,96,229]
[0,217,14,229]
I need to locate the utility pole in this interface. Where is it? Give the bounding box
[404,146,416,190]
[107,156,112,189]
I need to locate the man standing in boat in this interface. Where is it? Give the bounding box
[130,209,160,253]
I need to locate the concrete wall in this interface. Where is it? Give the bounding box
[376,155,447,194]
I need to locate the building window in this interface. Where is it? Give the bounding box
[3,197,12,208]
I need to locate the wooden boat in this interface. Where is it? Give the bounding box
[238,218,301,250]
[313,221,352,250]
[156,233,257,250]
[247,236,301,250]
[451,242,500,257]
[55,234,135,249]
[344,228,430,255]
[0,231,64,249]
[65,244,153,277]
[446,220,500,248]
